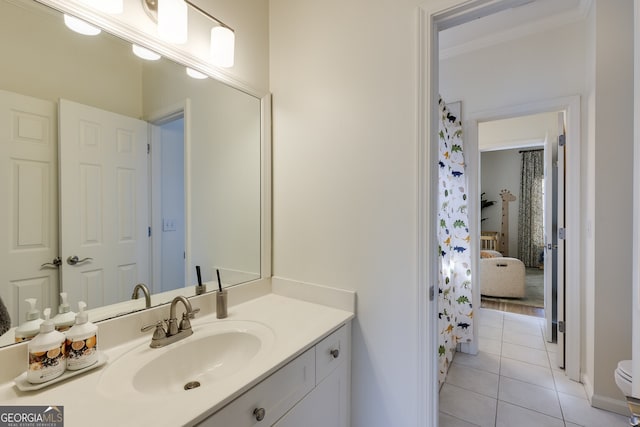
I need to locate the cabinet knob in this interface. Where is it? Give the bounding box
[253,407,266,422]
[330,348,340,359]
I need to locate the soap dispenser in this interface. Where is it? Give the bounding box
[14,298,43,343]
[52,292,75,332]
[65,301,98,370]
[27,308,66,384]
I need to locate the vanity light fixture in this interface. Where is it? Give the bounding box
[142,0,235,68]
[63,14,101,36]
[186,67,208,79]
[132,44,162,61]
[210,26,234,68]
[158,0,188,44]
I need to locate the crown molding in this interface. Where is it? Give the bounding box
[440,0,593,60]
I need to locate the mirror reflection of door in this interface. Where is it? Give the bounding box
[0,90,59,327]
[151,116,186,293]
[59,99,150,308]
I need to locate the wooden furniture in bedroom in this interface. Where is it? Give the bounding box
[480,231,499,252]
[499,189,516,255]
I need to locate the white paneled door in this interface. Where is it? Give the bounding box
[59,99,149,309]
[543,112,567,372]
[0,90,59,327]
[544,133,555,343]
[556,112,566,369]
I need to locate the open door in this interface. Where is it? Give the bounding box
[59,99,149,309]
[544,111,566,370]
[543,133,556,342]
[556,112,567,368]
[0,90,59,326]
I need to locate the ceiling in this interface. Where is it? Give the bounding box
[439,0,592,59]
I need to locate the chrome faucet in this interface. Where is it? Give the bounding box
[131,283,151,308]
[141,295,200,348]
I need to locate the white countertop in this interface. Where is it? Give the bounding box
[0,289,355,426]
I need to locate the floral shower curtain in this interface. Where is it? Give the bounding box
[518,150,544,267]
[437,97,472,385]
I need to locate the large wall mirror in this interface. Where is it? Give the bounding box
[0,0,268,347]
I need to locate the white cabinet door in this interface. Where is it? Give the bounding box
[275,325,350,427]
[273,361,349,427]
[59,99,149,309]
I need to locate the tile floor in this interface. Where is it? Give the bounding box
[439,308,631,427]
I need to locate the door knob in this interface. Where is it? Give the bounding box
[41,257,62,269]
[66,255,93,266]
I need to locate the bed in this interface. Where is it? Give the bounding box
[480,249,526,298]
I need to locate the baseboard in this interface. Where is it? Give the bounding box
[582,373,630,416]
[591,393,630,416]
[582,373,594,401]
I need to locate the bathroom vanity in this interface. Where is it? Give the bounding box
[0,280,355,426]
[196,322,349,427]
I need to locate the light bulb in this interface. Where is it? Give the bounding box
[210,26,235,68]
[132,45,161,61]
[158,0,188,44]
[186,68,208,79]
[64,15,101,36]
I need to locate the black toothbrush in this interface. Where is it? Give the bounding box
[196,265,203,287]
[216,269,222,292]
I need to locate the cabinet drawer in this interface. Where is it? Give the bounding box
[197,348,315,427]
[315,324,347,383]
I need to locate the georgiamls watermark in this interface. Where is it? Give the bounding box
[0,406,64,427]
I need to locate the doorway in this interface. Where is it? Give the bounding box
[463,98,578,368]
[148,109,187,294]
[417,1,583,425]
[477,112,559,321]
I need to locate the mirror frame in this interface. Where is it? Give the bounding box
[28,0,272,313]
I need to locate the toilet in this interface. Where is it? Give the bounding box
[615,359,633,397]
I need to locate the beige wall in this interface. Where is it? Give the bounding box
[588,0,634,409]
[439,20,588,115]
[584,0,597,406]
[270,0,422,425]
[480,149,522,257]
[479,112,558,151]
[0,0,143,117]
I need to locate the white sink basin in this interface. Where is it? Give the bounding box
[97,320,275,399]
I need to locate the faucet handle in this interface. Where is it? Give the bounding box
[188,308,200,319]
[179,313,192,331]
[141,320,167,340]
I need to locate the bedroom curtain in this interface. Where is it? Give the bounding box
[518,150,544,267]
[437,97,472,386]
